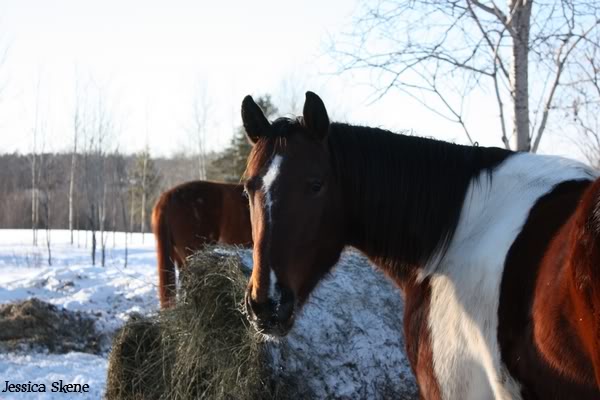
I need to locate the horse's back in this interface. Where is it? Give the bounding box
[159,181,229,252]
[154,180,250,252]
[419,153,599,399]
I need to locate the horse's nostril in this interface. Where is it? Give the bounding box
[274,286,294,322]
[245,286,295,336]
[245,291,274,321]
[276,297,294,321]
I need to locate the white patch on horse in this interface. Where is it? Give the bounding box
[262,154,283,304]
[262,155,283,224]
[423,153,597,400]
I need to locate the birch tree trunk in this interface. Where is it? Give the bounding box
[121,195,129,268]
[31,152,38,246]
[70,81,82,244]
[68,149,77,244]
[44,195,52,266]
[100,182,107,267]
[510,0,533,151]
[91,203,96,266]
[129,189,135,237]
[140,152,148,243]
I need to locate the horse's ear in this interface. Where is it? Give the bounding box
[303,91,329,140]
[242,95,271,144]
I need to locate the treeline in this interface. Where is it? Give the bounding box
[0,149,237,232]
[0,94,278,233]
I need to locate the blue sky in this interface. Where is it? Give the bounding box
[0,0,584,159]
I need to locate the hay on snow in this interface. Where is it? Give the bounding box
[106,246,418,399]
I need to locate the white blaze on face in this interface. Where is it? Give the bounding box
[262,154,283,223]
[261,154,283,302]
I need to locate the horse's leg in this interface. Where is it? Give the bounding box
[403,278,442,400]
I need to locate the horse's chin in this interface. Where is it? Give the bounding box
[250,317,295,339]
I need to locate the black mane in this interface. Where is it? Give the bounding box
[249,117,513,274]
[271,117,301,136]
[327,122,513,272]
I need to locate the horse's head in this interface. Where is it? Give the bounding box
[241,92,345,337]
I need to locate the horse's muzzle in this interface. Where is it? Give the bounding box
[244,286,295,337]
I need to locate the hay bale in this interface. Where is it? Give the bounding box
[0,297,102,354]
[105,315,164,400]
[106,246,418,399]
[106,248,292,400]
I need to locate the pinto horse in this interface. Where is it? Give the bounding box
[151,180,252,308]
[240,92,600,399]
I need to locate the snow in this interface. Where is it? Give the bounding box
[262,250,417,399]
[0,229,417,399]
[0,229,158,399]
[0,352,106,400]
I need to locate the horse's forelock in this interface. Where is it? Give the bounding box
[244,136,288,181]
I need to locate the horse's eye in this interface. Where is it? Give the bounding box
[310,180,323,194]
[242,189,249,199]
[244,177,259,195]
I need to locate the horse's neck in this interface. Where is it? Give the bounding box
[328,123,511,278]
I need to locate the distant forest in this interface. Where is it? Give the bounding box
[0,95,279,234]
[0,150,229,232]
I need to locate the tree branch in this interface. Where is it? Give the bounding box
[467,0,511,80]
[468,0,517,36]
[532,19,600,152]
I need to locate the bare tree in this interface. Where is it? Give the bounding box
[333,0,600,151]
[29,76,45,246]
[140,149,148,239]
[129,182,135,237]
[31,134,38,245]
[567,34,600,168]
[38,154,60,266]
[188,83,211,180]
[121,193,129,268]
[110,153,129,264]
[276,73,306,115]
[69,77,85,244]
[81,81,118,266]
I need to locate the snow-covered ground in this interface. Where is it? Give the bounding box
[0,229,159,400]
[0,229,417,399]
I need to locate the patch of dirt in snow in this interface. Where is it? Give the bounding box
[0,298,106,354]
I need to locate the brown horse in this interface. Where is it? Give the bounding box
[241,92,600,399]
[152,180,252,308]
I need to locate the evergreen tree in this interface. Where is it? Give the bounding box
[214,95,278,182]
